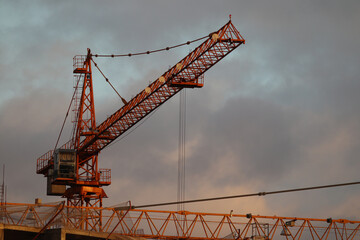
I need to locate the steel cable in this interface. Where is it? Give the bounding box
[92,36,208,58]
[133,181,360,209]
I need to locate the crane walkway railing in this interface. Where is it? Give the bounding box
[36,140,73,174]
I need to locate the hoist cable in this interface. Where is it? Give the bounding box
[133,180,360,209]
[178,89,186,212]
[92,35,208,58]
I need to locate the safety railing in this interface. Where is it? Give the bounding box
[36,140,73,174]
[73,55,86,72]
[99,169,111,185]
[36,150,54,174]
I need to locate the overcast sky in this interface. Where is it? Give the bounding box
[1,0,360,221]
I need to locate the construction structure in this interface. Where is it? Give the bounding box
[0,202,360,239]
[36,18,245,231]
[0,18,357,239]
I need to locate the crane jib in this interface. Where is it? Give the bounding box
[77,20,245,157]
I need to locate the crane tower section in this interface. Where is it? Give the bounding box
[36,19,245,211]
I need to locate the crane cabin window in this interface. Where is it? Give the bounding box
[53,149,76,179]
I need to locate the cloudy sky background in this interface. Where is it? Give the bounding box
[1,0,360,220]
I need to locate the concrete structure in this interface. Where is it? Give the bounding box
[0,223,144,240]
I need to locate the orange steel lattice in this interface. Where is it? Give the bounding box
[0,202,359,240]
[35,19,245,230]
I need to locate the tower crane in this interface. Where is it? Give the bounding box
[36,19,245,228]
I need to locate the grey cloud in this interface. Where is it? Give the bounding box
[1,0,360,220]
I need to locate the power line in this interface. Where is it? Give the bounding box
[133,181,360,209]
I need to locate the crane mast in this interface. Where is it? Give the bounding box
[36,19,245,229]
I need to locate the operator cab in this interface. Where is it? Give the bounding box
[47,149,76,196]
[54,149,76,179]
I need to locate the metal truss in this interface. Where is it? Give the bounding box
[1,202,359,240]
